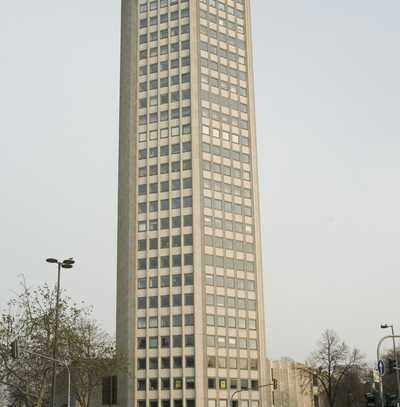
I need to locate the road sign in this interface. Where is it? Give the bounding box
[378,359,385,376]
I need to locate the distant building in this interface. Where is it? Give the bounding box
[267,359,320,407]
[54,369,118,407]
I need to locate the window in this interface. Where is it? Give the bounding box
[137,278,146,289]
[185,335,194,347]
[149,317,158,328]
[183,196,192,207]
[240,358,248,369]
[171,161,180,172]
[149,257,158,269]
[137,297,146,309]
[174,378,183,390]
[184,273,193,285]
[149,378,158,390]
[172,255,181,267]
[149,219,158,231]
[186,355,195,368]
[161,275,170,287]
[161,357,170,369]
[161,295,170,307]
[218,357,226,369]
[208,378,216,389]
[172,274,182,286]
[172,235,181,247]
[149,238,158,250]
[172,198,181,209]
[138,202,147,213]
[173,335,182,347]
[160,181,169,192]
[172,294,182,306]
[149,358,158,369]
[184,314,194,326]
[137,379,146,391]
[230,378,238,389]
[207,356,216,368]
[102,376,118,405]
[186,377,195,389]
[172,314,182,327]
[161,336,170,348]
[229,358,237,369]
[161,378,170,390]
[183,214,192,226]
[160,218,169,229]
[217,336,226,347]
[137,358,146,370]
[184,293,194,306]
[241,379,248,390]
[149,336,158,348]
[250,359,258,370]
[138,239,146,251]
[160,255,170,268]
[173,356,182,368]
[219,379,227,390]
[137,337,146,349]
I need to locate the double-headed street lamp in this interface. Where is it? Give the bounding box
[380,323,400,407]
[46,257,75,407]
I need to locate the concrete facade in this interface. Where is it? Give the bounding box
[268,359,318,407]
[117,1,268,406]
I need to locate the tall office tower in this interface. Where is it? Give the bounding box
[117,1,268,407]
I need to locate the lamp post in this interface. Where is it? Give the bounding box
[381,324,400,407]
[46,257,75,407]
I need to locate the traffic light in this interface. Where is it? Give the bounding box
[388,359,397,374]
[273,378,278,390]
[364,393,377,407]
[10,340,19,359]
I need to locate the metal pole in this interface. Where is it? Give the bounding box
[377,335,400,407]
[51,262,62,407]
[390,326,400,407]
[230,390,240,407]
[230,383,274,407]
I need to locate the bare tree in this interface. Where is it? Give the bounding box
[0,279,125,407]
[0,280,80,407]
[65,318,126,407]
[299,329,367,407]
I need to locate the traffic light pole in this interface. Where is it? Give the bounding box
[377,335,400,407]
[10,341,71,407]
[27,349,71,407]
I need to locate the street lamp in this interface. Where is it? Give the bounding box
[230,382,276,407]
[46,257,75,407]
[381,323,400,407]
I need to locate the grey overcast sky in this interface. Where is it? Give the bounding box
[1,1,399,363]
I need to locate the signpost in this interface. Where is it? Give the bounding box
[378,359,385,377]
